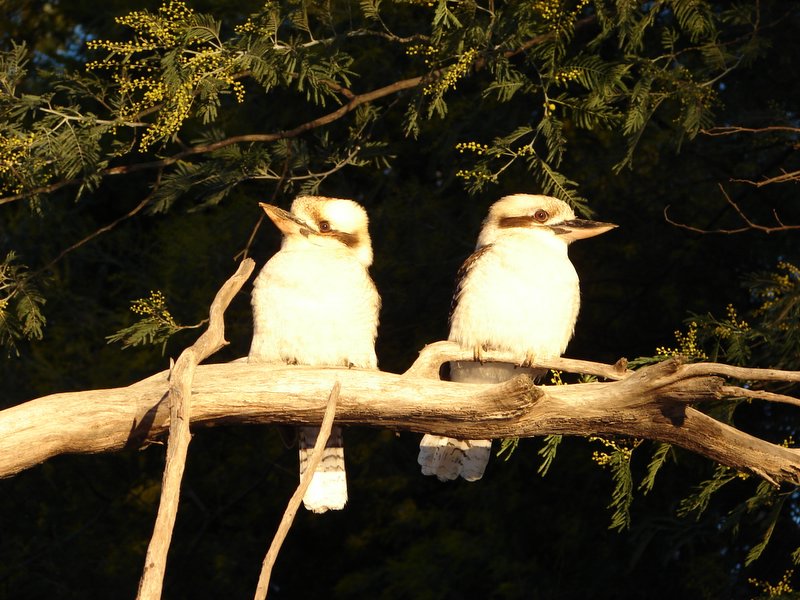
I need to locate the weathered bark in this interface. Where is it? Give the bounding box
[1,341,799,485]
[136,258,256,600]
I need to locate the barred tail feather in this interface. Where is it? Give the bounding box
[418,434,491,482]
[418,361,545,482]
[298,425,347,513]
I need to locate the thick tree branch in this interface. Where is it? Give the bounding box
[1,343,799,486]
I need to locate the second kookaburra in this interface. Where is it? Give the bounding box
[249,195,380,513]
[418,193,616,482]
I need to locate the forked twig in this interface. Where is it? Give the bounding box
[136,259,255,600]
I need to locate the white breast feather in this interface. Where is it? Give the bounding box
[448,234,580,362]
[249,247,379,369]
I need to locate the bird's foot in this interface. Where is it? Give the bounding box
[521,352,538,369]
[472,345,485,364]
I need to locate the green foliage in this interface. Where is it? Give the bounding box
[639,442,674,495]
[0,251,46,356]
[0,0,769,221]
[627,259,800,573]
[678,463,742,519]
[496,436,519,461]
[106,289,199,353]
[536,433,562,476]
[590,436,639,531]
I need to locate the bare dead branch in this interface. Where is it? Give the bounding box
[664,184,800,234]
[732,168,800,188]
[136,259,255,600]
[702,125,800,136]
[721,385,800,408]
[253,382,341,600]
[403,340,631,380]
[38,171,164,275]
[2,350,800,486]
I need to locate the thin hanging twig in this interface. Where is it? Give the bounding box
[253,381,342,600]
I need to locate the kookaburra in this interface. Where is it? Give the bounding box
[248,195,380,513]
[418,193,616,482]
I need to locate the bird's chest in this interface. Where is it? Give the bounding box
[450,243,580,359]
[249,251,378,367]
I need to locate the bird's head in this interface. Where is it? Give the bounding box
[476,194,617,248]
[260,196,374,266]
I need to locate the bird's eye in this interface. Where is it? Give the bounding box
[319,220,331,232]
[533,209,549,222]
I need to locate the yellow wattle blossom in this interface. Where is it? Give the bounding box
[755,261,800,317]
[713,303,749,338]
[554,66,582,85]
[455,168,495,183]
[455,141,490,155]
[589,436,641,466]
[534,0,591,30]
[131,290,177,328]
[656,321,708,361]
[424,48,479,96]
[406,44,437,68]
[86,0,245,150]
[749,569,795,597]
[0,133,36,194]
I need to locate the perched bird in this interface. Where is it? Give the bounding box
[249,195,380,513]
[418,193,616,482]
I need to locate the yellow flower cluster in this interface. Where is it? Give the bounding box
[406,44,437,68]
[131,290,177,327]
[235,1,278,34]
[554,66,582,85]
[749,569,795,597]
[516,145,536,156]
[656,322,708,361]
[713,303,749,338]
[455,141,490,155]
[782,435,796,448]
[0,133,35,194]
[424,48,479,96]
[235,18,257,35]
[589,436,640,466]
[455,168,495,183]
[549,370,563,385]
[86,1,245,150]
[534,0,591,28]
[756,261,800,316]
[118,0,193,46]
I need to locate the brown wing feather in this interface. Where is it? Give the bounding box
[449,244,493,323]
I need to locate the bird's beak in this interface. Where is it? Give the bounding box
[259,203,313,237]
[551,219,618,242]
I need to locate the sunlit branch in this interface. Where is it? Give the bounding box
[664,184,800,234]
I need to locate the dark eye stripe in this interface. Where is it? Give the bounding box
[332,231,359,247]
[498,215,538,228]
